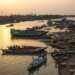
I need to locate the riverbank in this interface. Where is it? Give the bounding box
[0,15,68,25]
[49,26,75,75]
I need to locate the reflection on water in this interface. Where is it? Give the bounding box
[0,26,11,49]
[0,20,47,49]
[0,20,58,75]
[49,27,67,33]
[12,20,47,30]
[12,39,46,47]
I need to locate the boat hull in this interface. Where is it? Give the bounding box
[11,29,48,39]
[2,47,46,55]
[2,49,44,55]
[28,51,47,71]
[28,57,47,71]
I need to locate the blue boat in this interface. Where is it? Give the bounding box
[28,51,47,71]
[11,28,48,38]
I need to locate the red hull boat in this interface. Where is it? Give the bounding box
[2,46,47,54]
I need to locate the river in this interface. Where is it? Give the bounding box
[0,20,58,75]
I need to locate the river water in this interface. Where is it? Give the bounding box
[0,20,59,75]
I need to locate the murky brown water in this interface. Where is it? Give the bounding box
[0,20,58,75]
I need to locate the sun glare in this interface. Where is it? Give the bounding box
[1,0,13,6]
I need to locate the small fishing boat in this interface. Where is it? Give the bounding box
[2,46,47,54]
[68,21,75,28]
[11,28,48,38]
[28,51,47,71]
[50,50,73,60]
[6,24,14,27]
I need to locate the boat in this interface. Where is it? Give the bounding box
[2,46,47,54]
[68,20,75,28]
[50,49,74,60]
[28,51,47,71]
[11,28,48,38]
[6,24,14,27]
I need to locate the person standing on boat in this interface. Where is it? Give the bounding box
[39,50,47,59]
[42,50,47,56]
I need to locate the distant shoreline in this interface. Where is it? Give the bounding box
[0,14,75,25]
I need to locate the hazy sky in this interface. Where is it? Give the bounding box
[0,0,75,15]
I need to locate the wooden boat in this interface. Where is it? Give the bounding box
[28,51,47,71]
[11,28,48,38]
[2,46,47,54]
[68,21,75,28]
[50,50,73,60]
[6,24,14,27]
